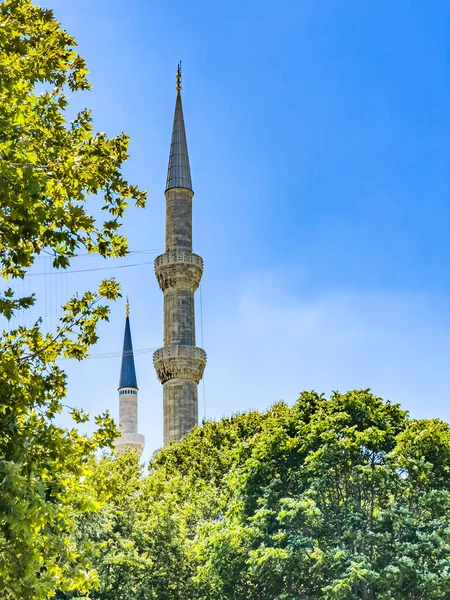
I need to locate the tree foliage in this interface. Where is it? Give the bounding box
[78,391,450,600]
[0,0,145,277]
[0,1,145,598]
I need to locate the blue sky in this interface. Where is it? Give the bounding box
[30,0,450,460]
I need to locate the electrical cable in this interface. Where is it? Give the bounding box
[57,346,157,361]
[200,283,206,420]
[29,260,155,277]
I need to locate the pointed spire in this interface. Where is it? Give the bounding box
[119,301,138,389]
[166,62,192,192]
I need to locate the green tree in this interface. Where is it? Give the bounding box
[196,391,450,600]
[65,412,269,600]
[79,392,450,600]
[0,0,145,598]
[75,451,198,600]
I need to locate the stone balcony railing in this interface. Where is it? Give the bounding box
[153,345,206,384]
[155,251,203,269]
[154,251,203,292]
[115,432,145,455]
[153,345,206,361]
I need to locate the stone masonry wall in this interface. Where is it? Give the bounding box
[163,379,197,442]
[165,189,193,252]
[164,289,195,346]
[119,390,138,433]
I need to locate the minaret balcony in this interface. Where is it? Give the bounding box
[115,432,145,455]
[155,251,203,292]
[153,345,206,384]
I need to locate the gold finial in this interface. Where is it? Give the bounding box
[126,297,130,317]
[176,61,182,93]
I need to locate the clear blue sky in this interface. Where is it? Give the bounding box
[32,0,450,460]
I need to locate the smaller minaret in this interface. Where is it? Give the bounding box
[115,299,145,456]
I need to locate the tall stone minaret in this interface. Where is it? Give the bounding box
[153,65,206,445]
[115,300,145,455]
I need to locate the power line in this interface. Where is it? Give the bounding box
[29,260,155,277]
[57,347,157,361]
[200,283,206,420]
[29,248,163,276]
[35,249,162,259]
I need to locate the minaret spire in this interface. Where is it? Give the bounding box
[154,66,206,445]
[115,299,145,456]
[166,62,192,192]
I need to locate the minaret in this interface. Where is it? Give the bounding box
[153,65,206,445]
[115,299,145,455]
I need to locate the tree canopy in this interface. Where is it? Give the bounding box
[0,1,145,598]
[72,390,450,600]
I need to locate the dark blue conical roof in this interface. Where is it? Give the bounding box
[119,315,138,389]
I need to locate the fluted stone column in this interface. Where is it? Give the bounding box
[154,67,206,445]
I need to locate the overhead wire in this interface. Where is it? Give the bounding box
[29,259,155,277]
[49,255,53,330]
[57,347,157,361]
[200,283,206,420]
[34,248,162,260]
[13,249,205,372]
[44,255,47,334]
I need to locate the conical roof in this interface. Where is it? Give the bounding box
[119,315,138,389]
[166,90,192,192]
